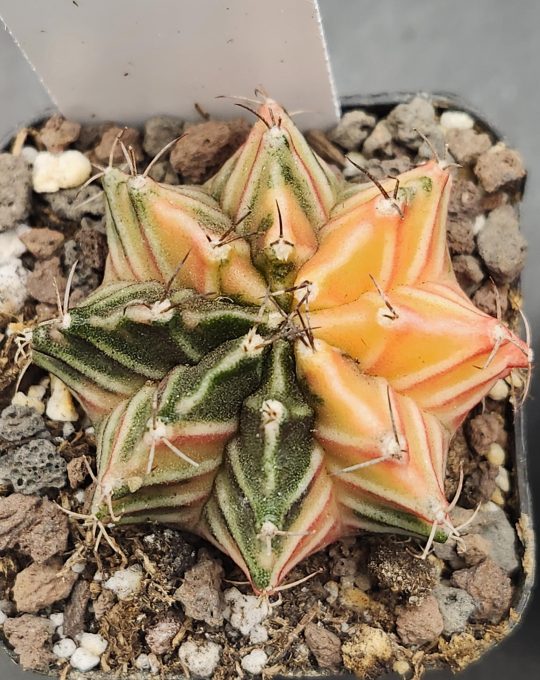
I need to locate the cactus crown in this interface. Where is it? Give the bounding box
[31,97,529,592]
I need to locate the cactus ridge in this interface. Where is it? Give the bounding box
[30,96,529,592]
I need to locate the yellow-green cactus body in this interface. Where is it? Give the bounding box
[30,96,529,593]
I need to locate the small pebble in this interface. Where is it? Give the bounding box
[53,638,76,659]
[63,422,76,438]
[0,611,7,625]
[78,632,108,656]
[324,580,339,604]
[491,488,505,506]
[0,224,28,264]
[135,653,152,671]
[11,391,45,415]
[69,647,101,672]
[49,612,64,628]
[393,659,411,676]
[488,379,510,401]
[104,564,143,600]
[241,649,268,675]
[0,259,28,315]
[46,375,79,422]
[495,466,510,493]
[440,110,475,130]
[487,442,506,466]
[473,214,486,235]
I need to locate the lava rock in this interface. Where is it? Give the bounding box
[368,541,436,597]
[451,558,512,624]
[386,97,437,150]
[175,553,224,625]
[94,125,144,164]
[0,404,46,442]
[473,281,509,317]
[0,439,67,494]
[170,118,250,183]
[448,176,483,218]
[39,114,81,153]
[26,255,66,305]
[432,584,476,635]
[463,460,499,507]
[13,559,78,613]
[329,110,377,151]
[477,205,526,283]
[0,153,32,232]
[0,494,69,562]
[456,533,491,566]
[304,622,342,669]
[362,121,394,158]
[446,128,491,166]
[20,227,65,259]
[42,184,105,221]
[447,218,475,255]
[3,614,55,671]
[452,254,484,296]
[396,594,444,645]
[468,412,507,456]
[146,159,179,185]
[143,115,184,158]
[474,144,526,193]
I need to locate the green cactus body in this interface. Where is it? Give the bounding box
[30,96,529,593]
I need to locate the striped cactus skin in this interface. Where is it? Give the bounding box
[30,96,530,593]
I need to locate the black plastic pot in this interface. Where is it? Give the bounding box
[0,93,535,680]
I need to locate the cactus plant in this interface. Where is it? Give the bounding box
[30,97,530,593]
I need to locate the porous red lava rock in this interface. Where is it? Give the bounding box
[474,144,526,193]
[20,227,65,259]
[174,553,224,625]
[26,255,66,305]
[38,113,81,153]
[362,121,394,158]
[329,109,377,151]
[170,118,250,183]
[451,254,484,295]
[0,494,69,563]
[304,622,342,669]
[456,533,491,566]
[446,128,491,166]
[396,594,444,645]
[3,614,55,671]
[13,559,78,613]
[451,558,512,623]
[473,281,509,317]
[94,125,144,164]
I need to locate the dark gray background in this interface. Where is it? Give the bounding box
[319,0,540,676]
[0,0,538,677]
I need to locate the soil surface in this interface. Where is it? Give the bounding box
[0,98,530,679]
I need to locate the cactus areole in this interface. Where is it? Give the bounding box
[30,97,530,593]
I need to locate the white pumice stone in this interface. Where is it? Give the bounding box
[33,150,92,193]
[69,647,101,672]
[0,611,7,625]
[178,640,221,678]
[53,638,76,659]
[440,110,475,130]
[249,623,268,644]
[104,565,143,600]
[473,214,486,235]
[241,649,268,675]
[46,375,79,422]
[223,587,270,636]
[0,259,28,316]
[78,632,108,656]
[49,612,64,628]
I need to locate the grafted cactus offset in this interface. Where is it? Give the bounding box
[30,97,530,593]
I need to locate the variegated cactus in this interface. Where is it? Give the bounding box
[30,98,530,593]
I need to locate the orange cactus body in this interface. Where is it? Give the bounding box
[31,96,530,593]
